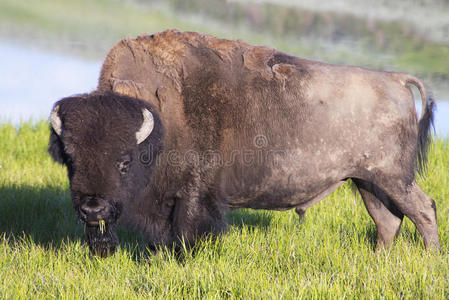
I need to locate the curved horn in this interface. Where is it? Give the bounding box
[50,105,62,136]
[136,108,154,144]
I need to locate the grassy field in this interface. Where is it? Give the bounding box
[0,121,448,298]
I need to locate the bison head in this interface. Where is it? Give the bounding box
[48,92,163,257]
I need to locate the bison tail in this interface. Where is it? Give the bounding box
[402,74,436,173]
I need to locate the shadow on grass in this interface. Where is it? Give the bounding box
[357,224,378,250]
[0,184,148,258]
[227,208,273,230]
[0,185,295,260]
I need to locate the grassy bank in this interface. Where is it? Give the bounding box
[0,122,448,298]
[0,0,296,60]
[1,0,448,95]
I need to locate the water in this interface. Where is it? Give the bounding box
[0,42,101,123]
[0,41,448,136]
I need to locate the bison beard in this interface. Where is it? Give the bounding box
[79,201,121,257]
[85,224,118,257]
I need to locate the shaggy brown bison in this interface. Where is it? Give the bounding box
[49,30,440,256]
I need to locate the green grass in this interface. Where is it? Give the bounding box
[0,121,448,298]
[397,44,449,77]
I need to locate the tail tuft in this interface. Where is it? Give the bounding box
[417,92,435,173]
[401,74,435,174]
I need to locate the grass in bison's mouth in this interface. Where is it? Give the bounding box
[99,219,105,235]
[84,219,106,233]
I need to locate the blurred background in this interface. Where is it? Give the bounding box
[1,0,448,134]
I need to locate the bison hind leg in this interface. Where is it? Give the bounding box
[352,178,404,251]
[375,178,440,251]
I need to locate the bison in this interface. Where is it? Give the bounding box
[49,30,440,257]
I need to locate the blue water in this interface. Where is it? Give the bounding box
[0,41,101,123]
[0,41,448,136]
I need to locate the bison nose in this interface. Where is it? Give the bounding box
[79,197,108,224]
[80,203,105,214]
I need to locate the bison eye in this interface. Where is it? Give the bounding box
[116,154,132,175]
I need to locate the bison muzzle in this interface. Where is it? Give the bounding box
[49,30,440,256]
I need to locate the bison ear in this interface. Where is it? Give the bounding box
[48,127,65,164]
[48,104,65,164]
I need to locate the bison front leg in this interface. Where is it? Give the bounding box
[171,182,228,250]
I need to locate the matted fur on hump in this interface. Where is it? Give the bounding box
[98,29,283,93]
